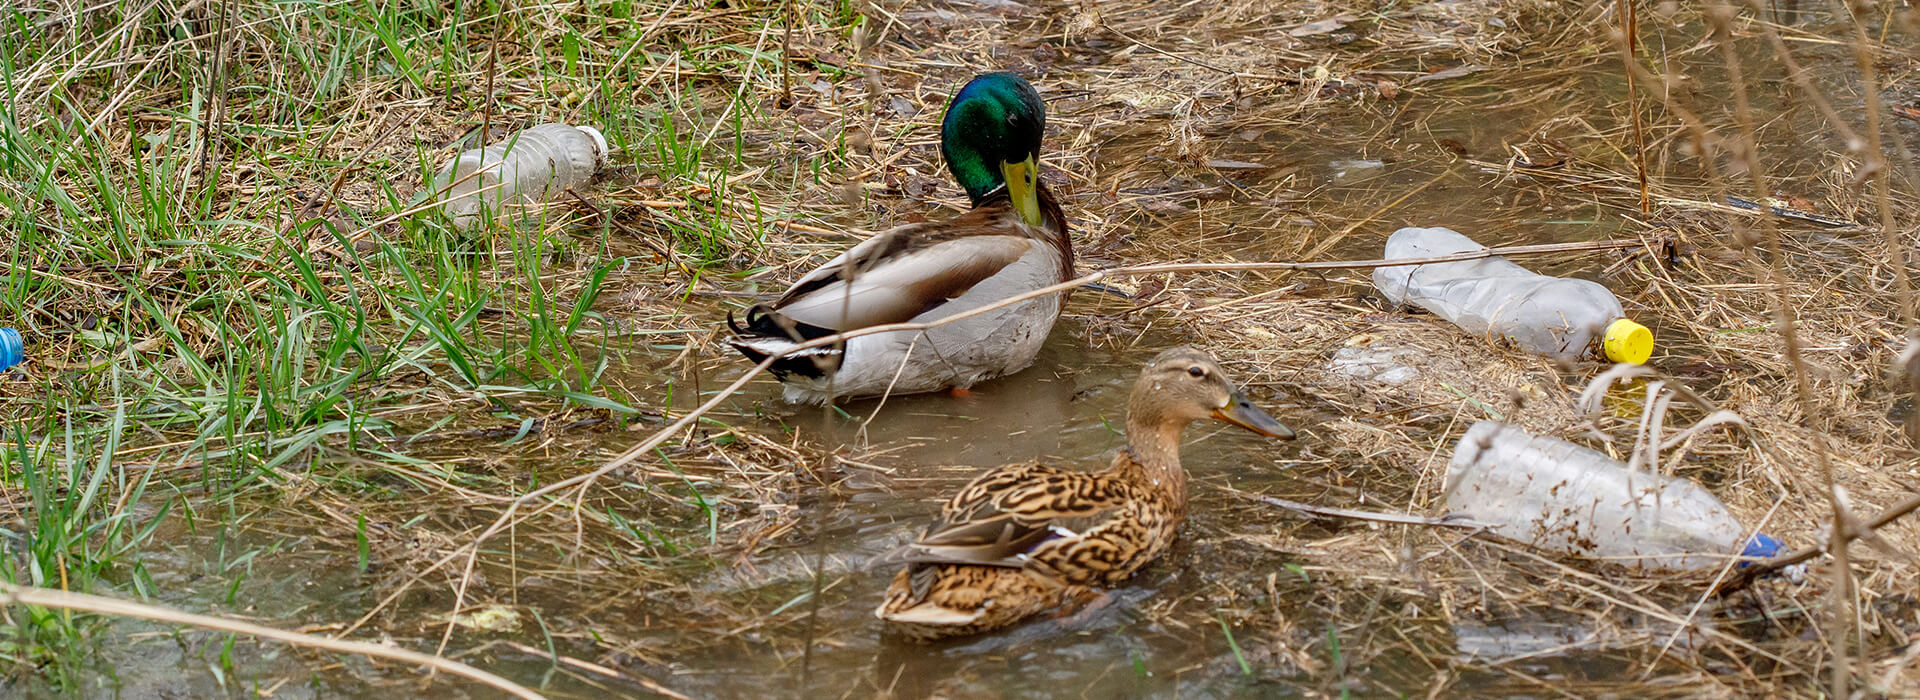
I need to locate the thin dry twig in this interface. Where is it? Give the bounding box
[1231,488,1490,529]
[0,583,545,700]
[1708,5,1856,692]
[1716,492,1920,595]
[460,640,692,699]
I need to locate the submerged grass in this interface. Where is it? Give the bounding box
[0,0,1916,696]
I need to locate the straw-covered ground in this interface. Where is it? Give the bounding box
[3,0,1919,696]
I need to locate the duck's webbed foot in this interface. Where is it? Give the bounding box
[1047,586,1117,628]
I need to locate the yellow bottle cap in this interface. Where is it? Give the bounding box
[1603,318,1654,364]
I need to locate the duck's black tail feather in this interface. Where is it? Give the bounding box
[725,305,844,379]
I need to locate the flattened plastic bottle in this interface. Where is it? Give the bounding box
[1373,226,1653,364]
[1443,421,1781,571]
[429,123,608,228]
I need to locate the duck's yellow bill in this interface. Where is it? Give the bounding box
[1213,392,1295,440]
[1001,154,1042,228]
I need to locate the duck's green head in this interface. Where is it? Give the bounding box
[941,72,1047,227]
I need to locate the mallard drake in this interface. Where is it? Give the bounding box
[727,72,1073,405]
[872,347,1294,641]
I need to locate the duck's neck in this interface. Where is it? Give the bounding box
[1035,182,1073,279]
[1121,413,1192,506]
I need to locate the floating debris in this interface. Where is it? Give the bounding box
[1287,14,1355,37]
[1328,159,1384,180]
[443,605,523,633]
[1329,344,1420,386]
[1723,195,1855,228]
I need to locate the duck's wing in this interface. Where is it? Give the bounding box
[764,216,1042,333]
[871,462,1132,571]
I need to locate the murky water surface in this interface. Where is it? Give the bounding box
[72,8,1908,699]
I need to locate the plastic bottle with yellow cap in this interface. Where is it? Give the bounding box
[1373,226,1653,364]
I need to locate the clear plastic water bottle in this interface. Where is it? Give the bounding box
[1373,226,1653,364]
[0,328,20,372]
[1444,421,1781,571]
[429,123,608,228]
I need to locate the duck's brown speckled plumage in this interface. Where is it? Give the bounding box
[873,347,1295,641]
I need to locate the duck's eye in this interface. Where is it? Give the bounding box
[1187,366,1206,378]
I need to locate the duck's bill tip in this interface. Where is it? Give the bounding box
[1214,396,1295,440]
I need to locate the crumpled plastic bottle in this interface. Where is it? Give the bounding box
[1444,420,1780,571]
[429,123,607,228]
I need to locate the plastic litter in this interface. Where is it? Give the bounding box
[429,123,608,228]
[1329,344,1420,385]
[1329,159,1384,181]
[1444,420,1781,571]
[0,328,20,373]
[1373,226,1653,364]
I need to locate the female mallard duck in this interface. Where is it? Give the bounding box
[727,72,1072,405]
[872,347,1294,641]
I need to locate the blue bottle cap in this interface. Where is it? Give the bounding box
[1741,533,1782,560]
[0,328,20,373]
